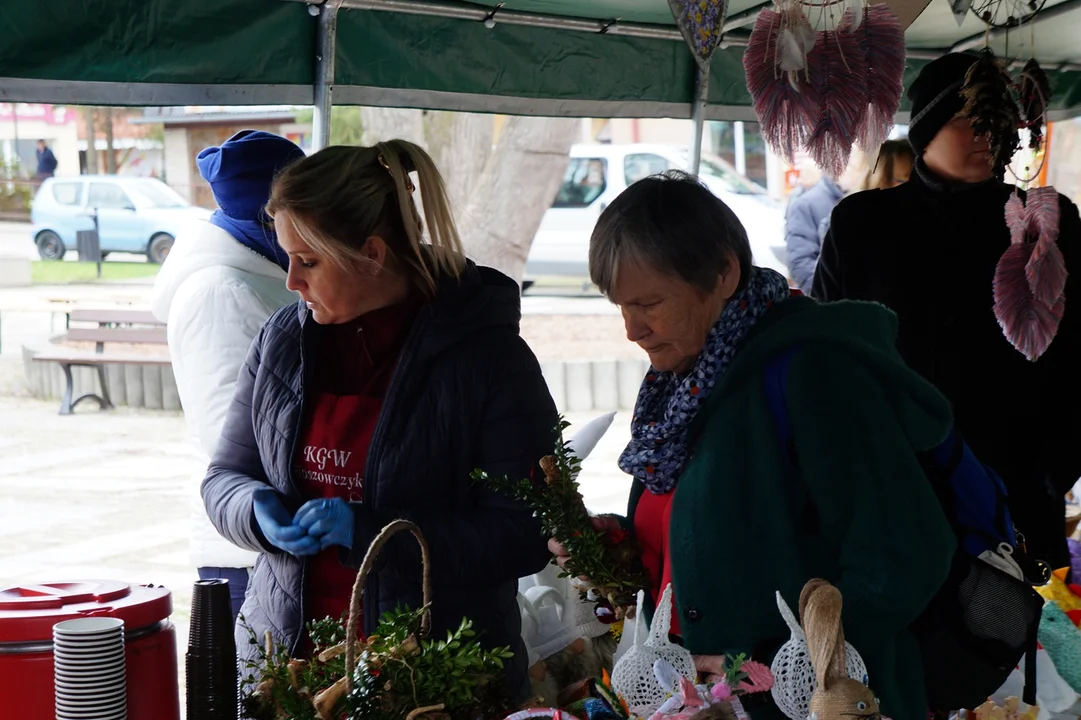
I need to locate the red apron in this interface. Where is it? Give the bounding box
[294,391,382,639]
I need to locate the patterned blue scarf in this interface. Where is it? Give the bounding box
[619,267,792,494]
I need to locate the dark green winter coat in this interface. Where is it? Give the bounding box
[626,296,956,720]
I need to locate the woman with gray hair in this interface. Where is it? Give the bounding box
[551,171,956,720]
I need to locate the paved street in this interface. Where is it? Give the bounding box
[0,220,145,263]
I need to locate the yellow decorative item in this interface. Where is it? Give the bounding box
[610,619,624,643]
[972,697,1038,720]
[1035,568,1081,615]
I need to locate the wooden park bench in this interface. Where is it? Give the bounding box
[31,308,170,415]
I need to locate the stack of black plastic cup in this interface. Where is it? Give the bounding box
[186,579,238,720]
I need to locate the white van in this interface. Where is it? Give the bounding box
[524,143,788,286]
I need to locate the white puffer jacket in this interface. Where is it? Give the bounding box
[151,220,298,568]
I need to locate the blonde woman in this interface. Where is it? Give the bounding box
[861,138,915,191]
[202,141,557,700]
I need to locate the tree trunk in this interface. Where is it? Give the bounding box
[360,107,426,148]
[356,108,578,283]
[423,112,493,212]
[103,107,117,174]
[83,108,98,175]
[457,116,578,282]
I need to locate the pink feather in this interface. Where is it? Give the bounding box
[806,11,867,177]
[1023,187,1066,306]
[1004,192,1028,240]
[736,660,776,694]
[744,9,820,163]
[993,241,1065,362]
[680,677,707,708]
[855,3,905,152]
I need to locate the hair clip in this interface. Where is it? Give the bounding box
[377,152,416,194]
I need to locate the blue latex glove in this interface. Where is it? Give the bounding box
[252,488,320,556]
[295,498,355,551]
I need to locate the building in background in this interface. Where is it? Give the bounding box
[133,107,310,207]
[76,108,162,178]
[77,138,164,179]
[0,104,80,177]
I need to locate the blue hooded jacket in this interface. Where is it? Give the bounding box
[196,130,305,271]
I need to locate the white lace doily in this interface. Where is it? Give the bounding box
[770,591,868,720]
[612,586,696,716]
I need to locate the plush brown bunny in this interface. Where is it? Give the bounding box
[800,579,882,720]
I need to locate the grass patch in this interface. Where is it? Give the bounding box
[32,261,160,284]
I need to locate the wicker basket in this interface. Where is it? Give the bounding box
[345,520,436,717]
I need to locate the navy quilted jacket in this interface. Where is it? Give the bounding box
[202,262,557,699]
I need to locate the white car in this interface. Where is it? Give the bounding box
[525,143,788,286]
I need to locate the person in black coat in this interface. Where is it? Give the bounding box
[813,52,1081,570]
[36,139,57,179]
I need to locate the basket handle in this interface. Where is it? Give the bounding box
[345,519,433,693]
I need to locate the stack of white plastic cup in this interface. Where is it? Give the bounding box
[52,617,128,720]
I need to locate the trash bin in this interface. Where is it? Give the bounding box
[75,229,101,263]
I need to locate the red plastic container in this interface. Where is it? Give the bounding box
[0,580,180,720]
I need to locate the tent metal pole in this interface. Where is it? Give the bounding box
[312,2,339,151]
[691,64,710,175]
[287,0,682,40]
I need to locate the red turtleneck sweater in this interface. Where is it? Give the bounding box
[294,295,424,637]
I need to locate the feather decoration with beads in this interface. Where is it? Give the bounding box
[961,49,1021,176]
[744,7,820,163]
[994,188,1067,361]
[1018,58,1052,151]
[1021,187,1066,307]
[854,3,905,152]
[805,10,867,177]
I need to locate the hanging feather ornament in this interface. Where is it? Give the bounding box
[744,3,820,162]
[960,49,1022,176]
[805,10,867,178]
[854,3,905,153]
[994,187,1067,361]
[1017,58,1052,151]
[777,4,816,75]
[843,0,865,29]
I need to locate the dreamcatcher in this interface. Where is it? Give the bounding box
[981,45,1067,362]
[743,0,905,177]
[949,0,1047,29]
[970,0,1049,28]
[948,0,1067,362]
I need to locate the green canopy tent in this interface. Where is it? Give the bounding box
[2,0,1081,159]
